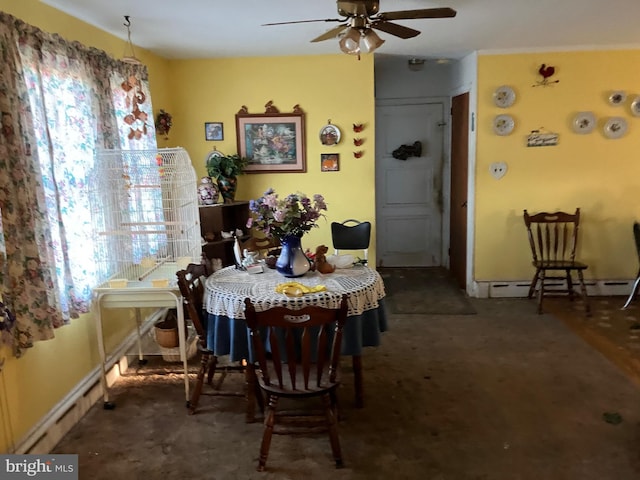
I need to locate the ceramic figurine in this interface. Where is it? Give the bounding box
[233,235,244,267]
[242,249,259,268]
[314,245,335,274]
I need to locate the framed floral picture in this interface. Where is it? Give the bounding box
[236,108,306,173]
[320,153,339,172]
[205,122,224,141]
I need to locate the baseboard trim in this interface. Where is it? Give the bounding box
[473,279,635,298]
[13,308,167,454]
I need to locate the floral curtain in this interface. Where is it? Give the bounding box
[0,13,156,356]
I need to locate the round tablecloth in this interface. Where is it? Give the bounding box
[203,265,388,360]
[204,265,386,317]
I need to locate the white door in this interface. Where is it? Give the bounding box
[375,100,445,267]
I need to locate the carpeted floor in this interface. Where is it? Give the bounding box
[50,270,640,480]
[379,267,476,315]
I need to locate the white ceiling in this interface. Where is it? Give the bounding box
[41,0,640,60]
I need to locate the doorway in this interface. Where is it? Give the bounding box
[375,98,445,267]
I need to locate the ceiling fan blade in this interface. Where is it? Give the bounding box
[378,7,457,21]
[310,25,349,43]
[372,21,421,39]
[262,18,342,26]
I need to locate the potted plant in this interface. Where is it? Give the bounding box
[206,153,249,203]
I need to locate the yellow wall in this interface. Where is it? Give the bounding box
[0,2,376,453]
[0,0,172,452]
[166,55,377,261]
[4,0,639,455]
[476,51,640,282]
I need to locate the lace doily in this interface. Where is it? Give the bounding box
[204,266,386,318]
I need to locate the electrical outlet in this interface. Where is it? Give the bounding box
[489,162,508,179]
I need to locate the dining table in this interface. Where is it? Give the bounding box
[203,263,388,408]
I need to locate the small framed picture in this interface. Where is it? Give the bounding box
[205,122,224,141]
[321,153,340,172]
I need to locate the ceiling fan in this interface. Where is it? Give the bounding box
[263,1,457,55]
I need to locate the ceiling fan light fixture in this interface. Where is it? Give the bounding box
[338,27,361,55]
[362,29,385,53]
[264,4,457,55]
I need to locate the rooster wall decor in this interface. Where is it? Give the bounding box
[533,64,559,87]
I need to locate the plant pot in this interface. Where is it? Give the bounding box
[217,176,237,204]
[154,322,179,348]
[153,309,185,348]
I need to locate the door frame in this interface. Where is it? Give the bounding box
[449,84,477,294]
[374,96,452,268]
[450,92,469,289]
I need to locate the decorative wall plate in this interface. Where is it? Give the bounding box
[493,85,516,108]
[603,117,627,139]
[204,149,223,167]
[319,123,341,146]
[493,114,515,136]
[630,96,640,116]
[608,90,627,106]
[572,111,596,134]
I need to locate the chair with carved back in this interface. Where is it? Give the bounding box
[331,219,371,265]
[244,295,348,472]
[176,268,262,421]
[622,222,640,309]
[523,208,591,316]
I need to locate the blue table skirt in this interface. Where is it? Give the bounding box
[206,298,388,362]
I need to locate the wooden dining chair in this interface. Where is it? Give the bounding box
[622,222,640,309]
[523,208,591,316]
[176,268,262,421]
[244,295,349,472]
[331,219,371,265]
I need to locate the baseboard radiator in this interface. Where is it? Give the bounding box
[10,309,167,455]
[473,279,635,298]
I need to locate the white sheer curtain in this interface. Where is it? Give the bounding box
[0,12,157,355]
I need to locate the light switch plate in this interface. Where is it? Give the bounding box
[489,162,508,179]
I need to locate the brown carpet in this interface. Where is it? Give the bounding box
[50,276,640,479]
[379,267,476,315]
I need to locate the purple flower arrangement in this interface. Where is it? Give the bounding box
[247,189,327,239]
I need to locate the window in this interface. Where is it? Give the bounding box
[0,13,157,354]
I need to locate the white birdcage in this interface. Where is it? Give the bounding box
[88,147,200,287]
